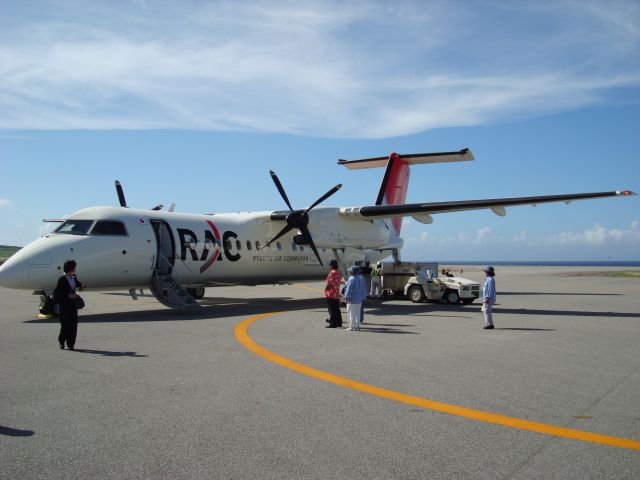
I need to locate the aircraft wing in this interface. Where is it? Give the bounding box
[349,190,635,221]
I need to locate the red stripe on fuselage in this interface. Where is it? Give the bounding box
[200,220,222,274]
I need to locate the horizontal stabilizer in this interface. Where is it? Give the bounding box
[338,149,474,170]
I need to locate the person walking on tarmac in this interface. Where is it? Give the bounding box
[370,261,382,299]
[324,259,343,328]
[344,266,366,331]
[54,260,86,350]
[481,265,496,330]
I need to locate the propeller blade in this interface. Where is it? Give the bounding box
[269,171,294,211]
[115,180,128,208]
[266,171,338,267]
[264,224,294,248]
[301,227,323,266]
[303,184,342,215]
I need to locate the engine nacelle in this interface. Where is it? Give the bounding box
[307,208,390,249]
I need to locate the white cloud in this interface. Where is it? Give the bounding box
[475,227,492,244]
[410,221,640,254]
[513,221,640,247]
[1,1,638,137]
[0,198,12,208]
[413,226,494,246]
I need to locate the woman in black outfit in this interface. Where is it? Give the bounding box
[54,260,86,350]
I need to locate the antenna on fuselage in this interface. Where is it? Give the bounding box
[115,180,128,208]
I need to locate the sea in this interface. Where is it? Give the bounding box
[438,261,640,267]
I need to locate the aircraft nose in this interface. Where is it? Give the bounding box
[0,259,26,289]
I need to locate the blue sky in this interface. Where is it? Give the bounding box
[1,0,639,260]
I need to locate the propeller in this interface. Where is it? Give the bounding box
[115,180,128,208]
[114,180,167,211]
[264,171,341,266]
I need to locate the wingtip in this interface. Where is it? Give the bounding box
[618,190,637,196]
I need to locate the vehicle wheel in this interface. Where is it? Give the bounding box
[187,287,205,299]
[461,298,475,305]
[444,289,460,304]
[408,285,425,303]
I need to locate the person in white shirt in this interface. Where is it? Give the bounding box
[481,265,496,330]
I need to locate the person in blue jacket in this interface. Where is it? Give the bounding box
[481,265,496,330]
[343,265,366,331]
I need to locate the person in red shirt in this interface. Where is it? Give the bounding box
[324,259,343,328]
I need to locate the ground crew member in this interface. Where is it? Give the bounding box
[370,261,382,299]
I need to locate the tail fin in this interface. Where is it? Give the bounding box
[375,153,410,234]
[338,149,474,235]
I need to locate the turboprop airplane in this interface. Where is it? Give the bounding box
[0,149,634,312]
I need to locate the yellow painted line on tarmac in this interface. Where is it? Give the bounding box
[235,312,640,451]
[290,284,324,293]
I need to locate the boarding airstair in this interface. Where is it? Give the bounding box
[149,252,199,309]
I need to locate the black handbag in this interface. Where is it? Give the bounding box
[74,295,85,310]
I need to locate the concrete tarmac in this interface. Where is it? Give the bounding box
[1,266,639,479]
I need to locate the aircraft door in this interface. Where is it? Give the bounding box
[151,220,175,275]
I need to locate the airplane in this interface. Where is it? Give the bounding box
[0,148,635,313]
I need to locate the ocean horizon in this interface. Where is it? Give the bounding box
[433,260,640,267]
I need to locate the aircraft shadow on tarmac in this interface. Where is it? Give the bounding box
[25,297,325,324]
[0,425,35,437]
[492,307,639,318]
[24,296,638,326]
[368,300,639,320]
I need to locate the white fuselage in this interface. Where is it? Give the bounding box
[0,206,399,293]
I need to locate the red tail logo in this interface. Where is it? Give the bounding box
[377,153,410,235]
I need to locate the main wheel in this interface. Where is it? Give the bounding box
[408,285,425,303]
[444,289,460,304]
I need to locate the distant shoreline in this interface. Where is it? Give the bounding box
[416,260,640,267]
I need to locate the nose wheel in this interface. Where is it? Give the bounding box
[38,294,59,318]
[186,287,206,300]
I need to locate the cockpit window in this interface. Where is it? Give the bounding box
[91,220,128,236]
[55,220,94,235]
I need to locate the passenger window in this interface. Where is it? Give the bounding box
[90,220,128,236]
[255,241,261,250]
[225,239,232,250]
[55,220,94,235]
[246,240,252,251]
[299,245,305,252]
[292,243,297,251]
[236,240,241,250]
[276,242,282,251]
